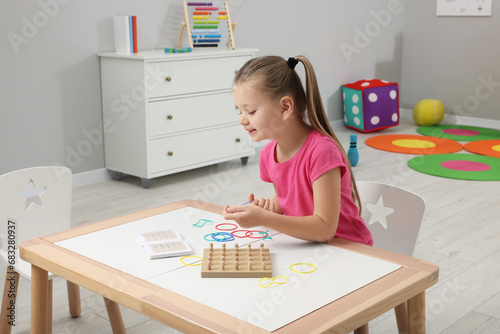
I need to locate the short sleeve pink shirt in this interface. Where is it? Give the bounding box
[260,129,373,246]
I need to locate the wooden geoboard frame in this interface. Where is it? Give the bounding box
[201,243,272,278]
[177,1,236,49]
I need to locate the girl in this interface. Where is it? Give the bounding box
[223,55,372,246]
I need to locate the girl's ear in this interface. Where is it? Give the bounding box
[280,96,294,120]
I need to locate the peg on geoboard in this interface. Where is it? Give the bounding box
[248,261,252,270]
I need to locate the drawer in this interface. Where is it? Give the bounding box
[148,125,252,173]
[146,56,251,98]
[148,92,239,137]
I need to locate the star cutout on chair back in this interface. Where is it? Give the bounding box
[18,179,46,210]
[365,195,395,229]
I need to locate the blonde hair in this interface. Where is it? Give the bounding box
[234,55,361,211]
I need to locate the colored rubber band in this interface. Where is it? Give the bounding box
[245,230,266,239]
[193,218,212,227]
[231,229,251,238]
[258,230,272,240]
[259,276,288,288]
[216,223,238,231]
[290,263,317,274]
[213,232,234,241]
[204,232,235,242]
[180,255,202,266]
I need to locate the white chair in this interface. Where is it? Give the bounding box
[0,166,125,333]
[354,181,426,334]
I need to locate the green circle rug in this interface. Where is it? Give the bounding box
[408,154,500,181]
[417,125,500,142]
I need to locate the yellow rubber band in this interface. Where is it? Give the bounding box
[290,263,316,274]
[180,255,202,266]
[259,276,288,288]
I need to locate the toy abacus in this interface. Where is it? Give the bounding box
[201,243,272,278]
[177,1,236,49]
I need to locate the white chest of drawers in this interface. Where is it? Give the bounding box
[98,48,258,187]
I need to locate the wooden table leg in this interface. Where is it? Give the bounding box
[395,301,409,333]
[47,279,53,334]
[408,292,426,334]
[67,281,82,317]
[354,323,369,334]
[104,297,126,334]
[31,265,49,334]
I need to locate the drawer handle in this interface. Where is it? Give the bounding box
[166,76,172,82]
[167,115,173,120]
[167,151,174,156]
[235,138,241,143]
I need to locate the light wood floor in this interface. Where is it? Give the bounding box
[3,113,500,333]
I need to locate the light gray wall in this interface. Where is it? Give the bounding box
[400,1,500,120]
[1,0,405,176]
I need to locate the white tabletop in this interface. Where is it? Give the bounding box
[56,207,400,332]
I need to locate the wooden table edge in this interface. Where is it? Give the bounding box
[20,200,439,334]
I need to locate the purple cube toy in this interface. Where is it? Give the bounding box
[342,79,399,132]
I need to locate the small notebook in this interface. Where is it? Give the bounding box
[137,229,192,259]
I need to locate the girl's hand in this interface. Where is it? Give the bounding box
[247,193,276,213]
[223,204,268,228]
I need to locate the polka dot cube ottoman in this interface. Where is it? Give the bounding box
[342,79,399,132]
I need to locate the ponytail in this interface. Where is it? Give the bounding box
[294,56,362,212]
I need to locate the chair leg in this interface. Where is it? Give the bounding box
[395,301,409,334]
[0,269,20,334]
[66,281,81,317]
[48,279,53,334]
[354,323,369,334]
[104,297,126,334]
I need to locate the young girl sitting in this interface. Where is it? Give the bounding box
[223,55,372,246]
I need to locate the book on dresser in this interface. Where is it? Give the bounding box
[137,229,192,259]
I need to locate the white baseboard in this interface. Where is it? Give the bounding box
[73,168,111,187]
[399,108,500,128]
[73,110,500,188]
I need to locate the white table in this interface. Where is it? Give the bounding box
[20,200,439,333]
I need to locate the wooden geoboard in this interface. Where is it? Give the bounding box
[201,243,272,278]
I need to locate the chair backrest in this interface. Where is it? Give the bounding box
[356,181,425,256]
[0,166,72,251]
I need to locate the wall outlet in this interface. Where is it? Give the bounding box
[437,0,492,16]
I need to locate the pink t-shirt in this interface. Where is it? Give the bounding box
[260,129,373,246]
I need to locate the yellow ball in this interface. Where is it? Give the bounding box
[412,99,445,126]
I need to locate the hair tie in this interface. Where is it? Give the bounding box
[287,57,298,70]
